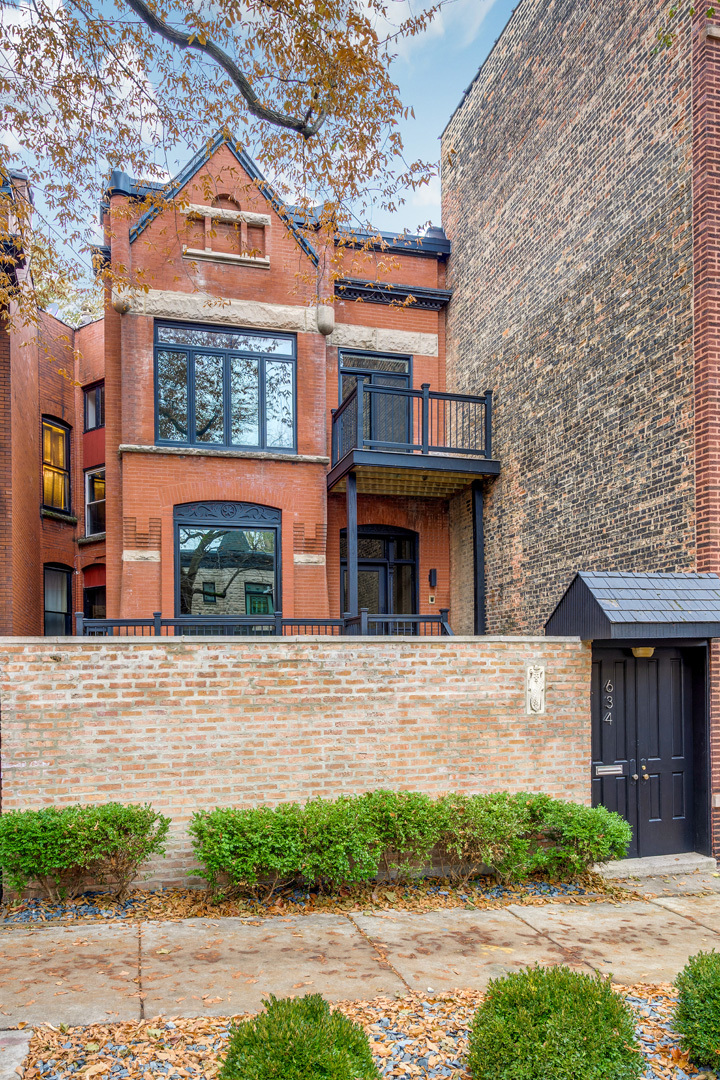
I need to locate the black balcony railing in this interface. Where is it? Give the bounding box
[75,608,453,637]
[331,382,492,466]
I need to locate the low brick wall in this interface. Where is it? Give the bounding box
[0,636,591,885]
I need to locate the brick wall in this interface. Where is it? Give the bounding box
[442,0,695,633]
[0,635,591,884]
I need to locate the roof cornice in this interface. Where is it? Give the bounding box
[334,277,452,310]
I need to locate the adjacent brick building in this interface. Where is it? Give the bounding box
[441,1,720,858]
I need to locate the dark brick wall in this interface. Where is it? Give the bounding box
[442,0,695,633]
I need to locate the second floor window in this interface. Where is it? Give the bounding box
[84,383,105,431]
[42,419,70,512]
[85,467,106,535]
[154,322,296,452]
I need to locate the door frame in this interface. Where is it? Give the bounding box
[591,640,711,857]
[339,524,419,616]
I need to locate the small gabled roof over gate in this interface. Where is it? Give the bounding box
[545,571,720,639]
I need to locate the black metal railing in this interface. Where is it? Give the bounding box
[75,609,453,637]
[331,383,492,466]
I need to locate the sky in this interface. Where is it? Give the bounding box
[371,0,517,234]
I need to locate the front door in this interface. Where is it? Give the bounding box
[591,648,694,857]
[340,528,417,616]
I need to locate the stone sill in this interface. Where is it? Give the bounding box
[78,532,106,546]
[41,508,77,525]
[118,444,329,465]
[182,248,270,268]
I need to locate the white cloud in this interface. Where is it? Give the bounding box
[376,0,501,61]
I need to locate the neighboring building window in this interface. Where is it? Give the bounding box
[44,564,72,634]
[42,419,70,512]
[155,322,296,452]
[83,585,106,619]
[174,501,281,618]
[85,467,106,535]
[84,383,105,431]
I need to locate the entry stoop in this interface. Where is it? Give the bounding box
[597,852,718,879]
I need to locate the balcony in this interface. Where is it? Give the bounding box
[75,610,453,636]
[328,382,500,497]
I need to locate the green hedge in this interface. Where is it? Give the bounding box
[190,791,631,895]
[0,802,170,900]
[467,966,643,1080]
[675,950,720,1070]
[219,994,380,1080]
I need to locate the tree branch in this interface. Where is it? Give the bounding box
[121,0,330,137]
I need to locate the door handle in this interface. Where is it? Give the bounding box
[631,774,639,781]
[642,774,650,781]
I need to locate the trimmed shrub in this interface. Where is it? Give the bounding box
[536,799,633,878]
[675,950,720,1070]
[219,994,380,1080]
[468,966,643,1080]
[189,804,303,898]
[437,792,536,884]
[0,803,170,900]
[360,789,443,881]
[298,795,379,889]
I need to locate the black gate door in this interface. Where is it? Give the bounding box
[591,648,694,857]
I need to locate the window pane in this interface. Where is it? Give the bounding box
[84,586,106,619]
[45,610,67,635]
[230,356,259,445]
[45,568,69,613]
[178,526,276,616]
[193,353,224,443]
[157,324,293,356]
[87,500,106,534]
[85,390,96,429]
[97,385,105,427]
[87,471,105,503]
[43,423,66,468]
[43,466,69,510]
[340,354,409,374]
[157,351,188,441]
[265,361,294,448]
[393,563,414,614]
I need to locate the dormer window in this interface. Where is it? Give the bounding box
[181,196,270,268]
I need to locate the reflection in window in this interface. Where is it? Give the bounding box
[178,526,277,616]
[42,419,70,511]
[155,323,295,451]
[157,351,188,441]
[85,467,106,535]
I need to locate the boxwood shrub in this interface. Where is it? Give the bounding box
[219,994,380,1080]
[0,802,170,900]
[468,966,643,1080]
[675,950,720,1070]
[190,792,631,892]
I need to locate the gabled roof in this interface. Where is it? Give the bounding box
[545,571,720,639]
[106,132,318,266]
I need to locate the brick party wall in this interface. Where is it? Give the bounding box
[0,635,590,884]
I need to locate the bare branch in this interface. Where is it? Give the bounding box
[121,0,331,138]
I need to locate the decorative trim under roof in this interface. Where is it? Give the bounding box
[107,132,318,266]
[545,571,720,640]
[334,277,452,310]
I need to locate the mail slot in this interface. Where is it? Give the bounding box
[595,764,624,776]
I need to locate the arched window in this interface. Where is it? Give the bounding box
[44,563,73,635]
[173,501,281,618]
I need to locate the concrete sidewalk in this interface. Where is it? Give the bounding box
[2,892,720,1029]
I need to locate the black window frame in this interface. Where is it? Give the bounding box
[41,416,71,513]
[338,348,412,404]
[84,465,106,536]
[154,320,297,453]
[84,382,105,432]
[83,584,106,619]
[339,524,419,616]
[44,563,73,635]
[173,501,282,618]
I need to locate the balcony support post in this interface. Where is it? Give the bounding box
[421,383,430,454]
[484,389,493,459]
[346,470,359,616]
[472,481,486,635]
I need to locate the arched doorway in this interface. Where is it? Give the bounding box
[340,525,417,615]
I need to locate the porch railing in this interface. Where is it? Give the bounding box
[75,608,453,637]
[331,382,492,466]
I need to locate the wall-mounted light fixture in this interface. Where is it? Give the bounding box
[428,568,437,589]
[631,646,655,658]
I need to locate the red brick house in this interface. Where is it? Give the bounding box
[0,135,497,638]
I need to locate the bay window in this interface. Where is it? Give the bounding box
[154,322,296,451]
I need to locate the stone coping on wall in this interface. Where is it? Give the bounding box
[0,635,582,645]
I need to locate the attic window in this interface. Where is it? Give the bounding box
[181,197,270,268]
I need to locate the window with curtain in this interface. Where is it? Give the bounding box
[84,383,105,431]
[154,322,296,451]
[85,467,106,535]
[44,565,72,635]
[42,419,70,512]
